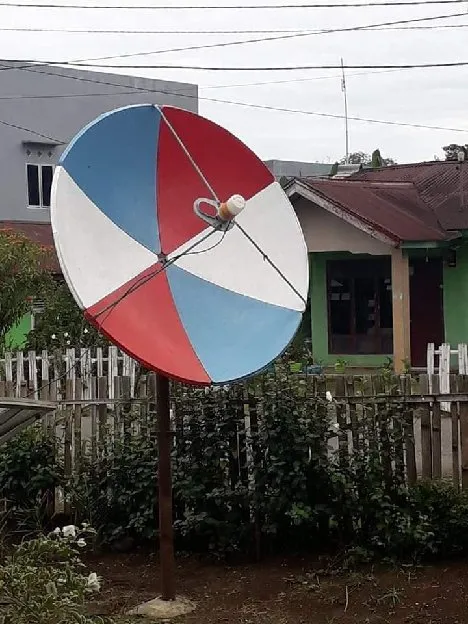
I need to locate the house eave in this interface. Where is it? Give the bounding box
[287,179,398,248]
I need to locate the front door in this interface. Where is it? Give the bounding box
[409,257,444,367]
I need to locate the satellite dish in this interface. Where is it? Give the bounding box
[51,104,309,385]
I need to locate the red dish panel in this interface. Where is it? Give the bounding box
[85,263,210,384]
[157,106,274,254]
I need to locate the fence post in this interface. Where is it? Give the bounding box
[458,375,468,490]
[401,375,417,485]
[63,378,74,517]
[431,376,442,479]
[451,374,460,490]
[419,374,432,479]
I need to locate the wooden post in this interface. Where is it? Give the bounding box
[431,376,442,479]
[391,248,411,373]
[419,374,433,479]
[458,375,468,490]
[156,373,176,601]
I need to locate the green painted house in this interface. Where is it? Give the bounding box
[286,160,468,372]
[6,160,468,375]
[2,221,59,349]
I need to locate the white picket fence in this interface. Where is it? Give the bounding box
[427,343,468,411]
[0,346,138,400]
[1,342,465,407]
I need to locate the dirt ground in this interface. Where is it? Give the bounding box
[87,552,468,623]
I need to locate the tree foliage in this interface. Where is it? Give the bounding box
[443,144,468,161]
[25,281,107,351]
[339,150,397,166]
[0,228,53,349]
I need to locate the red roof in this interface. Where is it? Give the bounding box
[0,221,60,272]
[353,161,468,231]
[297,178,449,243]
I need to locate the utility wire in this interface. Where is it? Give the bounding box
[0,90,142,100]
[38,60,468,71]
[0,117,65,143]
[204,68,414,89]
[1,23,468,33]
[0,11,463,70]
[1,0,468,8]
[24,11,468,65]
[0,68,413,99]
[4,63,468,133]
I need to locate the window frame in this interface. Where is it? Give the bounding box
[326,258,393,356]
[26,163,54,209]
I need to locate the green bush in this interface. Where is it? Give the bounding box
[0,524,106,624]
[4,359,468,564]
[71,432,158,546]
[0,425,62,530]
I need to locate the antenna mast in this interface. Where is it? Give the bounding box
[341,57,349,164]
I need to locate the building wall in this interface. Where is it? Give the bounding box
[294,196,391,255]
[443,242,468,346]
[293,196,394,367]
[265,160,332,178]
[5,313,31,349]
[0,63,198,222]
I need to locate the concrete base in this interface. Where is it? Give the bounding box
[128,596,196,621]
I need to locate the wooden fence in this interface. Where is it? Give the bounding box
[427,342,468,411]
[0,346,138,401]
[4,345,468,490]
[12,369,468,498]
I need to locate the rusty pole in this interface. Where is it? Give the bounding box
[156,372,176,601]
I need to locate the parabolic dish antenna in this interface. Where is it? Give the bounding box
[51,104,309,385]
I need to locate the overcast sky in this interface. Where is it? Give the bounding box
[1,0,467,164]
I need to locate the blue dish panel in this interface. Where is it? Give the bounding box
[166,265,302,383]
[60,104,161,254]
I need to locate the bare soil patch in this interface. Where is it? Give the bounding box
[87,552,468,623]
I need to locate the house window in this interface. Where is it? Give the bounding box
[327,259,393,355]
[27,164,53,208]
[30,298,45,330]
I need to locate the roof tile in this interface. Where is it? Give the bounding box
[297,178,448,243]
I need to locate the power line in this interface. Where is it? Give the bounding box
[0,11,463,69]
[39,60,468,71]
[0,69,421,99]
[0,0,468,9]
[0,90,141,99]
[204,68,417,89]
[1,12,465,69]
[5,63,468,133]
[0,117,65,142]
[1,23,468,34]
[0,69,429,98]
[41,11,468,65]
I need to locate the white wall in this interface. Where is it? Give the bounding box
[294,196,392,255]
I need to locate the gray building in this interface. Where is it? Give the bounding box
[264,159,333,179]
[0,62,198,223]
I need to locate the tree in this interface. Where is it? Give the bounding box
[0,227,52,349]
[25,281,107,351]
[442,144,468,161]
[339,150,397,167]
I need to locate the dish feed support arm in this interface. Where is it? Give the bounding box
[193,194,246,231]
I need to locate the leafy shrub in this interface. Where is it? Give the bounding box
[71,431,158,547]
[0,524,106,624]
[4,357,468,564]
[0,425,62,530]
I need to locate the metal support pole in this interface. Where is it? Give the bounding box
[156,372,176,601]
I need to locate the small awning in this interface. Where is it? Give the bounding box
[0,399,57,446]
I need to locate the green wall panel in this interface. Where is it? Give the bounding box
[5,313,32,350]
[444,243,468,346]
